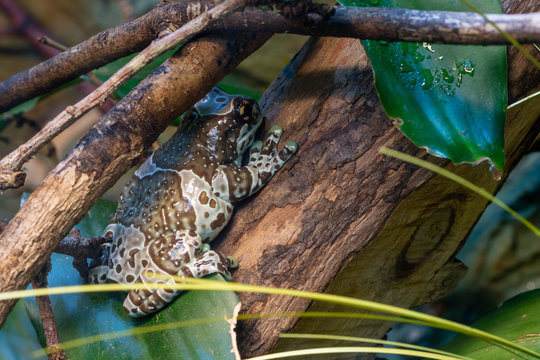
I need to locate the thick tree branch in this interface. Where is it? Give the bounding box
[1,2,539,113]
[0,0,248,190]
[0,31,271,328]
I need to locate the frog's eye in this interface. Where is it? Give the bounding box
[236,100,254,121]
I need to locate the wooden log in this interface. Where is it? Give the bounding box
[214,0,540,356]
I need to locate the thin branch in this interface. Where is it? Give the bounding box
[54,228,110,279]
[38,35,113,94]
[0,0,115,114]
[31,260,66,360]
[38,36,69,52]
[0,0,248,190]
[0,2,213,114]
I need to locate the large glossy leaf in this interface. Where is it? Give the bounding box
[442,289,540,358]
[0,301,46,360]
[17,199,239,359]
[339,0,507,173]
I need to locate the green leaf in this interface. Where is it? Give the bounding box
[0,300,47,360]
[339,0,507,172]
[442,289,540,359]
[21,199,239,359]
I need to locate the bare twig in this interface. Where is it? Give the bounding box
[38,36,68,52]
[0,0,115,115]
[228,302,242,360]
[31,260,66,360]
[0,1,215,114]
[54,228,109,279]
[0,0,248,190]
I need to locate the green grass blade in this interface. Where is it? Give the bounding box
[246,346,466,360]
[507,89,540,109]
[280,333,473,360]
[32,311,432,355]
[4,277,538,359]
[379,146,540,237]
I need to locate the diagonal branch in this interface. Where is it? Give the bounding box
[0,0,248,190]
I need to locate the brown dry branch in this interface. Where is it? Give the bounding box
[54,229,109,279]
[31,261,66,360]
[0,0,249,190]
[1,2,540,114]
[0,29,271,327]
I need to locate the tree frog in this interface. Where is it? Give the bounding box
[89,87,297,317]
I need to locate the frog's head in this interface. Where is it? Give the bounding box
[193,87,263,164]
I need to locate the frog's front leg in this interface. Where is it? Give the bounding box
[88,223,117,284]
[124,249,236,317]
[212,125,297,202]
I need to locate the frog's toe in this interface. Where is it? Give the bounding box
[124,277,179,317]
[226,255,239,269]
[259,126,285,156]
[249,140,263,159]
[268,124,283,136]
[200,243,211,253]
[284,140,298,155]
[88,265,109,284]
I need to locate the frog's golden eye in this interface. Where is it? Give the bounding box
[236,99,253,119]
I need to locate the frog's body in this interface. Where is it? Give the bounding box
[89,88,296,317]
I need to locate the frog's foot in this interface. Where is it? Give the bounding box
[88,242,112,284]
[123,250,236,317]
[249,125,298,176]
[212,125,297,202]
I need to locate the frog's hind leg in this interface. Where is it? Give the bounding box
[123,250,237,317]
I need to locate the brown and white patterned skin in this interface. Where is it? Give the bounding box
[88,88,297,317]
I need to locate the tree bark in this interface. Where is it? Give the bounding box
[214,1,540,356]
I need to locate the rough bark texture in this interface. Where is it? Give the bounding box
[212,1,540,357]
[0,32,270,327]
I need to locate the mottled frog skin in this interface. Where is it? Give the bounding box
[88,88,297,317]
